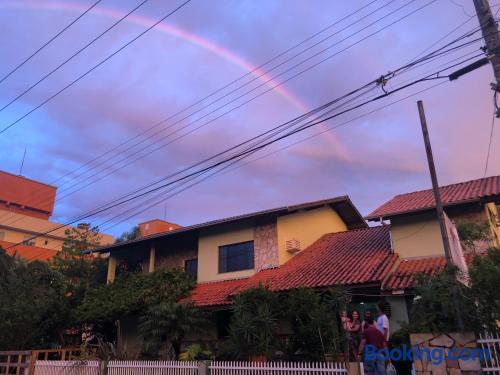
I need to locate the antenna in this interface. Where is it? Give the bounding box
[19,148,27,176]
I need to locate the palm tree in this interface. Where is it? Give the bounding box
[138,301,207,359]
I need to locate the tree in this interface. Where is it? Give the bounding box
[283,287,347,361]
[138,301,207,359]
[469,248,500,332]
[0,248,70,349]
[456,221,491,253]
[227,285,280,360]
[78,268,196,343]
[115,226,140,243]
[409,266,478,333]
[407,248,500,334]
[51,224,108,338]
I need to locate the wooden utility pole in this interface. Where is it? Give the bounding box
[417,101,453,263]
[473,0,500,90]
[417,100,464,330]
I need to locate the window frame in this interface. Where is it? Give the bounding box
[218,240,255,274]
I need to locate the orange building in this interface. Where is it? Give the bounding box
[0,170,113,260]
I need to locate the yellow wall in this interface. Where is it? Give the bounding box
[277,206,347,265]
[0,227,65,250]
[0,210,114,251]
[391,213,445,259]
[197,223,255,282]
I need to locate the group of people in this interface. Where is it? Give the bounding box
[341,302,390,375]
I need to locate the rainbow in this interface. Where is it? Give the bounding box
[1,0,349,157]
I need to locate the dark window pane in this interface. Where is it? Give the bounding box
[185,258,198,279]
[218,241,254,273]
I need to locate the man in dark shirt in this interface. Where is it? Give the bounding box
[357,316,386,375]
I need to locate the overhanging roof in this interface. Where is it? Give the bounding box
[90,195,366,254]
[366,175,500,221]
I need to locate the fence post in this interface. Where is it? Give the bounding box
[198,361,208,375]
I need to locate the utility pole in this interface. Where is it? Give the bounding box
[417,100,464,330]
[473,0,500,95]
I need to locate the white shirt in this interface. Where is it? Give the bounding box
[376,314,390,339]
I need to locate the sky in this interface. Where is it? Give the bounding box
[0,0,498,238]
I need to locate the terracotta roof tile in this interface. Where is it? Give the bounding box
[383,256,447,291]
[382,253,482,291]
[189,226,396,307]
[0,240,58,262]
[367,176,500,220]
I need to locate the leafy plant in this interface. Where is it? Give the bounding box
[228,285,279,359]
[179,344,212,361]
[138,301,207,359]
[282,287,346,361]
[409,265,478,333]
[469,247,500,332]
[456,221,491,252]
[115,226,140,243]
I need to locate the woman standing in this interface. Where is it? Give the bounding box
[347,311,362,361]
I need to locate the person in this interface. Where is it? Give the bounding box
[341,310,351,331]
[362,310,372,332]
[376,302,390,342]
[358,316,387,375]
[347,310,362,360]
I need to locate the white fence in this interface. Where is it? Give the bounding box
[478,332,500,374]
[34,361,100,375]
[34,360,348,375]
[108,361,199,375]
[209,361,348,375]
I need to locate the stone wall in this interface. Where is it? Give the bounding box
[254,221,279,271]
[410,333,481,375]
[156,247,198,270]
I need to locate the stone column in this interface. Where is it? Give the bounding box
[107,255,117,284]
[149,246,156,273]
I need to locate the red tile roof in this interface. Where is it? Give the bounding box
[189,226,397,307]
[367,176,500,220]
[383,256,447,291]
[0,240,58,262]
[382,253,484,291]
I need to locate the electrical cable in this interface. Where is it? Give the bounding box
[0,0,103,85]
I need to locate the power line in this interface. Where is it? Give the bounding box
[5,53,469,250]
[2,3,484,231]
[1,1,484,232]
[0,0,103,85]
[0,0,150,114]
[0,0,423,222]
[100,82,450,234]
[52,0,424,200]
[81,53,487,234]
[0,0,192,135]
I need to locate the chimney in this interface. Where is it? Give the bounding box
[138,219,182,238]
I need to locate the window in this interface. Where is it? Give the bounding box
[184,258,198,279]
[219,241,254,273]
[22,235,35,246]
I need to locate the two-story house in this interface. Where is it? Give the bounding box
[367,175,500,331]
[94,196,400,356]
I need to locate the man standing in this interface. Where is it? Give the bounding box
[358,316,386,375]
[376,302,390,342]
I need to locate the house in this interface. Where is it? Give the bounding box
[366,175,500,257]
[0,170,114,260]
[367,175,500,330]
[91,175,500,356]
[92,196,384,355]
